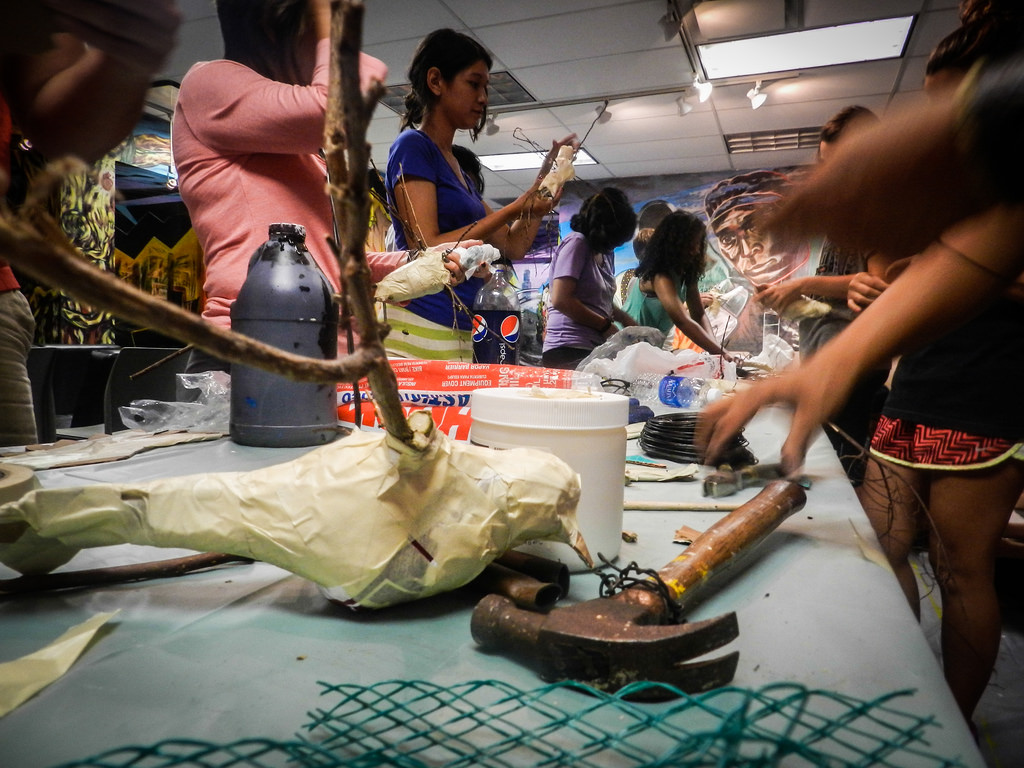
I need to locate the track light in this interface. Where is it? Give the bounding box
[596,100,612,124]
[747,80,767,109]
[484,114,499,136]
[676,95,693,116]
[694,76,713,102]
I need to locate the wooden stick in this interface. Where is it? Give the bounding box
[0,553,253,595]
[624,501,744,512]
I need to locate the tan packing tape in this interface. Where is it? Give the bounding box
[0,464,79,575]
[0,463,38,508]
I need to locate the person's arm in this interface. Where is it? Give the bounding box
[394,177,537,248]
[756,274,854,314]
[1,0,180,162]
[392,135,575,253]
[700,204,1024,475]
[177,40,331,156]
[652,274,727,355]
[846,251,897,311]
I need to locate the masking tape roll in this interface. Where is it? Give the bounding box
[0,463,39,507]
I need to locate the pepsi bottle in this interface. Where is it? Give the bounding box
[472,261,521,365]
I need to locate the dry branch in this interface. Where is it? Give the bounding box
[324,0,413,445]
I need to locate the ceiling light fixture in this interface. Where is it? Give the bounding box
[697,16,915,80]
[479,147,598,173]
[747,81,767,109]
[676,95,693,116]
[694,76,713,102]
[484,114,499,136]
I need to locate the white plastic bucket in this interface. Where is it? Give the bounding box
[470,387,629,570]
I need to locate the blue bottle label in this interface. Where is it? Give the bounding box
[658,375,693,407]
[472,310,521,365]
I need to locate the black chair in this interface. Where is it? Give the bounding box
[26,344,120,440]
[26,345,57,443]
[103,347,190,433]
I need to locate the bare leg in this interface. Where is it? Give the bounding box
[860,457,926,618]
[926,460,1024,721]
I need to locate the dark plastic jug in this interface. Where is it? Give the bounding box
[229,223,340,447]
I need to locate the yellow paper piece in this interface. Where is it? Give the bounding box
[0,611,119,718]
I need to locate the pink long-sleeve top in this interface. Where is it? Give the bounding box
[172,39,400,352]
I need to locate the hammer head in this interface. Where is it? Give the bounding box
[471,592,739,699]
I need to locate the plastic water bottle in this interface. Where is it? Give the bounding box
[472,262,521,365]
[629,373,705,408]
[229,223,340,447]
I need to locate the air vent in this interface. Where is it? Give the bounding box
[725,126,821,154]
[380,71,536,115]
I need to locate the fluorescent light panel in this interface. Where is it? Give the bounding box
[698,16,914,80]
[479,148,597,172]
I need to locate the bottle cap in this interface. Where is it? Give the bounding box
[269,222,307,240]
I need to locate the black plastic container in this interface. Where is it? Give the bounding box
[229,223,339,447]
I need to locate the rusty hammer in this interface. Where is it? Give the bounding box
[471,480,806,698]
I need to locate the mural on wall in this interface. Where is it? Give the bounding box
[515,165,819,356]
[10,136,119,345]
[111,115,203,344]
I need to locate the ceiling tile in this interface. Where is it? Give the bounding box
[515,47,693,103]
[693,0,787,40]
[437,0,642,27]
[362,0,463,44]
[803,0,927,27]
[472,0,675,69]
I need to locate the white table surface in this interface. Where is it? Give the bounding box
[0,406,983,767]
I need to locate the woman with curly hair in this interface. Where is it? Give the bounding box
[623,209,730,358]
[541,187,638,370]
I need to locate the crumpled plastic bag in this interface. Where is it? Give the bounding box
[0,411,588,610]
[747,333,796,372]
[578,331,714,381]
[118,371,230,433]
[577,327,667,372]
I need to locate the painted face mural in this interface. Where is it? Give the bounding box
[704,170,809,287]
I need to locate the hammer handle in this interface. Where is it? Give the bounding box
[656,479,806,613]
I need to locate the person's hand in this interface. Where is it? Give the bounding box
[755,279,804,313]
[515,180,560,218]
[698,362,849,477]
[537,134,580,179]
[846,272,889,312]
[42,0,181,73]
[429,239,483,285]
[358,52,388,92]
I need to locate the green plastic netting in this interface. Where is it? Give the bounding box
[55,679,967,768]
